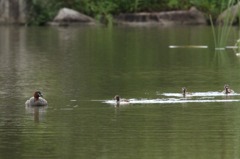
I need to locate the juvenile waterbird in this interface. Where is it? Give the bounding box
[223,84,234,94]
[114,95,120,103]
[114,95,129,104]
[182,87,187,97]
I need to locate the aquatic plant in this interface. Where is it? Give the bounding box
[234,39,240,53]
[209,0,240,50]
[234,2,240,53]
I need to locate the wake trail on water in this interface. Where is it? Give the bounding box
[103,92,240,105]
[103,98,240,105]
[161,92,240,97]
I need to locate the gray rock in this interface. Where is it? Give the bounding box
[114,7,207,27]
[216,2,240,25]
[0,0,27,24]
[49,8,97,26]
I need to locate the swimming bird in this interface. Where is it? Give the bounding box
[25,91,48,106]
[182,87,187,97]
[114,95,129,105]
[223,84,234,94]
[114,95,120,103]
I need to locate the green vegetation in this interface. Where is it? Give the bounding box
[208,0,239,49]
[27,0,239,25]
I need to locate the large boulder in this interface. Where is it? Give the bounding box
[216,2,240,25]
[49,8,97,26]
[114,7,207,27]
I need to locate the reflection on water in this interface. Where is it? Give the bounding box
[0,26,240,159]
[25,106,48,123]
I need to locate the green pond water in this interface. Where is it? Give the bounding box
[0,25,240,159]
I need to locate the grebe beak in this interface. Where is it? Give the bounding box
[38,92,43,97]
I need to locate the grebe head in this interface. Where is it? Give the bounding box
[34,91,43,100]
[114,95,120,102]
[224,84,229,89]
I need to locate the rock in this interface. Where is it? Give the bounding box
[114,7,207,27]
[216,2,240,25]
[0,0,27,24]
[49,8,97,26]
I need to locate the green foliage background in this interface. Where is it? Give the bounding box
[27,0,239,25]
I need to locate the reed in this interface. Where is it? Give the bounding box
[234,1,240,53]
[210,0,239,50]
[209,15,217,48]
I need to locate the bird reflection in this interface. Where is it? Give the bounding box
[25,105,48,123]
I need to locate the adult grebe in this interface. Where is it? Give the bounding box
[25,91,48,106]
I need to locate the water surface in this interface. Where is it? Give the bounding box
[0,25,240,159]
